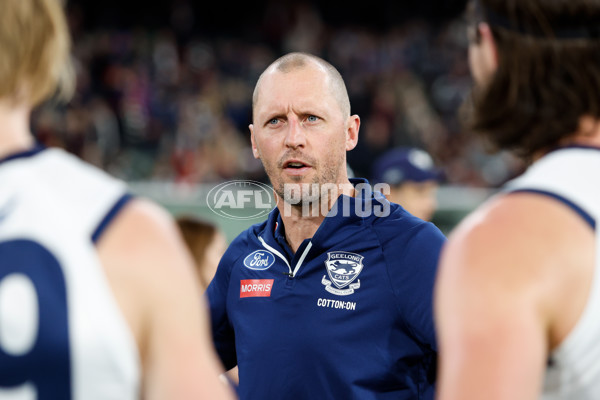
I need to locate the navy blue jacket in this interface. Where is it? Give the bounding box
[207,179,446,399]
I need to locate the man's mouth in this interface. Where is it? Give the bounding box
[282,159,311,175]
[284,161,308,169]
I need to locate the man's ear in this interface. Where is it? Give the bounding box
[249,124,260,159]
[478,22,499,70]
[345,115,360,151]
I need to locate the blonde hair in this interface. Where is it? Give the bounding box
[0,0,75,106]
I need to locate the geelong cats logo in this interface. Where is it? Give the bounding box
[322,251,363,296]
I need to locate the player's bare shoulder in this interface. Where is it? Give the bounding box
[447,191,587,260]
[440,190,594,313]
[95,198,235,399]
[95,197,199,344]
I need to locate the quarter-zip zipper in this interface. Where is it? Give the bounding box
[258,236,312,278]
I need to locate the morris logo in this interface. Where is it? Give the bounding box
[322,251,364,296]
[243,250,276,271]
[240,279,274,298]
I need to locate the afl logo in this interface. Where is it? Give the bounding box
[243,250,276,271]
[206,180,276,220]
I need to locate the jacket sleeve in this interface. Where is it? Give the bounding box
[382,220,446,351]
[205,240,244,370]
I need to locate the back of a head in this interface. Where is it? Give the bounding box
[176,216,218,265]
[465,0,600,158]
[176,215,225,291]
[0,0,74,107]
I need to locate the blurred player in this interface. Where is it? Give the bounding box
[371,146,443,221]
[0,1,235,399]
[434,1,600,399]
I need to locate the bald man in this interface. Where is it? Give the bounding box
[206,52,446,400]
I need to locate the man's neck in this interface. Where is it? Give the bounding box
[277,180,355,253]
[569,131,600,148]
[0,100,34,160]
[530,117,600,162]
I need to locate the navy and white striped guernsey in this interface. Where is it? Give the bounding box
[504,146,600,400]
[0,146,139,399]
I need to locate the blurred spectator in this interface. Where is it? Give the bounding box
[176,215,227,292]
[372,147,444,221]
[175,214,240,391]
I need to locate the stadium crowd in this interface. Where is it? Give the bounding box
[32,0,523,188]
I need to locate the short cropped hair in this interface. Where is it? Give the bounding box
[463,0,600,159]
[0,0,75,106]
[252,52,351,119]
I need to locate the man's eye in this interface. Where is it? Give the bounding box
[307,115,319,122]
[268,118,279,125]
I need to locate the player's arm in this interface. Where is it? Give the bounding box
[97,199,236,400]
[434,195,558,400]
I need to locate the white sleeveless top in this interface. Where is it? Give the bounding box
[503,146,600,400]
[0,147,140,400]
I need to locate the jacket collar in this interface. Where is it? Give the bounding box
[257,178,388,255]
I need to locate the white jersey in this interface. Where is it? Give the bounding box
[0,147,140,400]
[503,146,600,400]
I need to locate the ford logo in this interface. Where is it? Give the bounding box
[243,250,276,271]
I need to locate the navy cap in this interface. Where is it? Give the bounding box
[371,147,444,185]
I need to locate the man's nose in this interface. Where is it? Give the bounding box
[284,117,307,149]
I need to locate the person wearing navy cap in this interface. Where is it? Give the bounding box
[371,147,443,221]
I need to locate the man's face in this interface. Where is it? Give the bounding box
[249,64,358,204]
[388,180,439,222]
